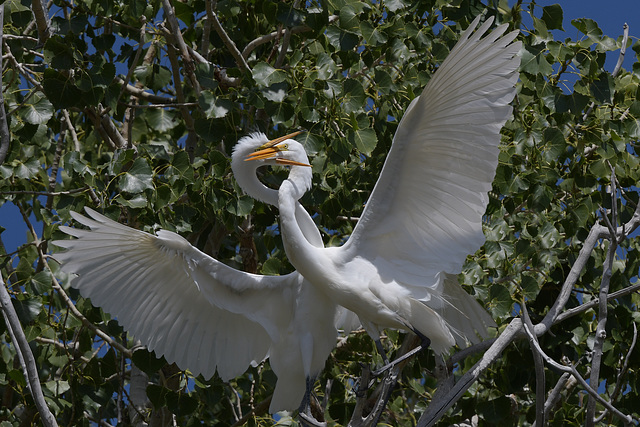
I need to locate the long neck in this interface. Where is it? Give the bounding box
[278,167,318,269]
[231,156,278,206]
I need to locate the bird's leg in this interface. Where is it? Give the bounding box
[372,331,431,376]
[298,376,313,415]
[298,377,327,427]
[374,338,390,365]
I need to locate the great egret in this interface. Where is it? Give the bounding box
[246,15,521,355]
[53,15,520,414]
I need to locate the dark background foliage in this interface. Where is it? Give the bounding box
[1,0,639,425]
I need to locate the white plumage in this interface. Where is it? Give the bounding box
[53,15,520,413]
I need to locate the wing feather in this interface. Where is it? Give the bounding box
[341,16,519,342]
[53,208,295,381]
[53,207,345,411]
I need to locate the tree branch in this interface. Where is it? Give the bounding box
[206,0,250,73]
[0,8,12,166]
[417,319,523,427]
[587,172,618,425]
[523,303,545,427]
[0,272,59,426]
[161,0,201,93]
[30,0,53,43]
[521,310,635,425]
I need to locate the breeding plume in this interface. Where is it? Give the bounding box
[54,15,520,413]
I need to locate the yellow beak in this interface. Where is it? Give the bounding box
[244,130,310,167]
[261,130,304,148]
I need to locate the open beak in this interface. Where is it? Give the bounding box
[260,130,304,149]
[244,130,310,167]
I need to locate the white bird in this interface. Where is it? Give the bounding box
[53,15,520,414]
[245,15,520,354]
[53,133,352,413]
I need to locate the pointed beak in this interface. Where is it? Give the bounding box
[244,146,311,167]
[243,130,310,167]
[261,130,304,149]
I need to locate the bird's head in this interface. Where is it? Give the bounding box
[244,131,311,167]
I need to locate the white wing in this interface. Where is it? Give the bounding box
[341,17,520,339]
[52,208,338,411]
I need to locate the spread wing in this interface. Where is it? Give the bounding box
[53,208,299,381]
[340,17,520,340]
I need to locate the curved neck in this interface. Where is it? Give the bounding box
[231,156,278,206]
[278,167,317,267]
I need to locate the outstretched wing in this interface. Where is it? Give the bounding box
[341,17,519,338]
[53,208,297,381]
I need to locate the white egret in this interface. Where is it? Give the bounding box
[53,15,520,414]
[246,15,520,355]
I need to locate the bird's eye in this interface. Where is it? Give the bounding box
[281,143,289,150]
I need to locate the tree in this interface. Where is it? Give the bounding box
[1,0,639,425]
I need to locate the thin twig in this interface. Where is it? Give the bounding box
[62,109,80,151]
[0,187,92,197]
[582,23,629,121]
[0,8,11,166]
[18,205,133,357]
[0,272,59,427]
[30,0,53,43]
[587,170,618,425]
[522,312,634,425]
[206,1,250,73]
[522,303,545,427]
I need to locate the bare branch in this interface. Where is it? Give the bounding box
[166,43,198,161]
[115,76,177,104]
[206,0,250,73]
[418,319,523,427]
[30,0,53,43]
[536,222,607,334]
[582,23,630,121]
[274,1,300,69]
[242,15,339,60]
[62,109,81,151]
[0,272,59,427]
[0,186,92,197]
[0,8,11,166]
[554,283,640,324]
[161,0,201,93]
[522,304,545,427]
[522,312,635,425]
[587,171,618,425]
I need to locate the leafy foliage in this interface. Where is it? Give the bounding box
[1,0,639,425]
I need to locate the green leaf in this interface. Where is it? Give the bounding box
[132,349,167,376]
[338,5,359,32]
[145,108,179,132]
[489,284,513,317]
[252,62,287,87]
[590,73,614,104]
[120,158,154,193]
[42,68,83,109]
[542,127,566,162]
[21,95,54,125]
[325,26,359,51]
[520,44,554,75]
[342,79,365,113]
[276,4,305,26]
[198,92,232,119]
[360,21,387,45]
[299,91,320,122]
[13,297,42,323]
[347,128,377,155]
[30,271,53,294]
[262,82,288,103]
[541,4,564,31]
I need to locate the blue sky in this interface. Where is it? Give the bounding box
[1,3,639,260]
